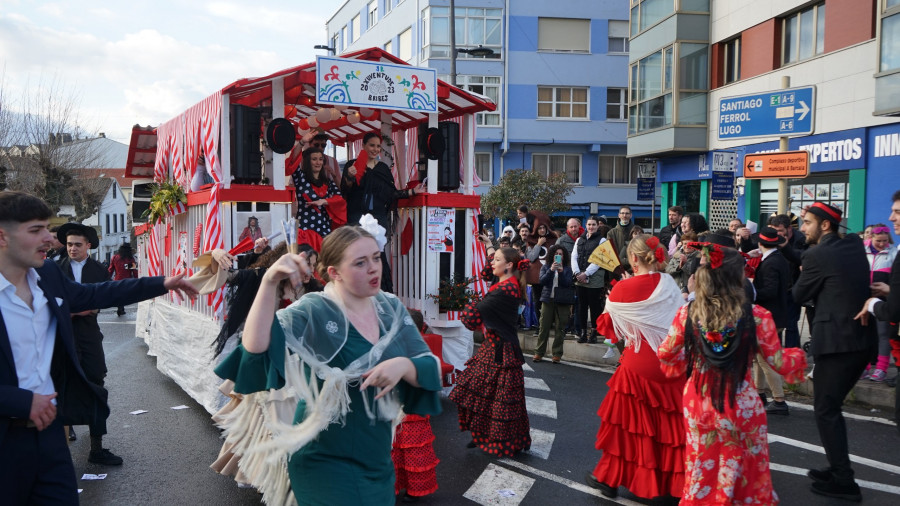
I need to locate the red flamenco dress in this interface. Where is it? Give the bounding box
[449,277,531,456]
[591,273,686,500]
[392,414,439,497]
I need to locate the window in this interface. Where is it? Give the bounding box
[423,7,502,59]
[384,39,393,55]
[368,1,377,29]
[628,46,673,134]
[722,37,741,84]
[455,75,501,126]
[538,18,590,53]
[475,152,492,183]
[352,14,361,42]
[678,43,708,125]
[385,0,393,15]
[332,33,339,53]
[598,156,636,185]
[630,0,675,36]
[398,27,412,61]
[533,154,581,184]
[112,184,117,199]
[120,214,125,232]
[782,3,825,64]
[341,27,347,51]
[608,20,629,53]
[606,88,627,120]
[106,214,111,233]
[881,2,900,72]
[538,86,589,119]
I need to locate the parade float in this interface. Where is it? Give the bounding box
[124,48,494,413]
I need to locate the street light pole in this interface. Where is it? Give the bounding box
[449,0,457,86]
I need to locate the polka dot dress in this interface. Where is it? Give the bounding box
[449,277,532,457]
[391,414,439,497]
[292,169,341,238]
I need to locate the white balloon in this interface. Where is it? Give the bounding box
[334,105,348,112]
[307,117,319,128]
[346,113,360,125]
[315,108,331,123]
[359,107,374,117]
[297,128,310,136]
[330,108,342,121]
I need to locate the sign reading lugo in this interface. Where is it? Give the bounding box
[743,150,810,179]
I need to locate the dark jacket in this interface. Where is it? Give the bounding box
[538,264,575,304]
[779,229,808,285]
[58,256,110,345]
[753,249,791,328]
[607,222,635,253]
[341,160,411,232]
[1,261,166,440]
[873,249,900,325]
[658,223,681,251]
[792,233,876,356]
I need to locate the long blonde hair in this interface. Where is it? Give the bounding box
[627,234,667,271]
[689,247,745,330]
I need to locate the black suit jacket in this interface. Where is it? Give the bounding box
[0,260,166,441]
[57,256,110,345]
[792,233,876,355]
[873,249,900,325]
[753,249,792,328]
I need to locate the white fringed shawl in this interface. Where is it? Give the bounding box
[603,273,684,353]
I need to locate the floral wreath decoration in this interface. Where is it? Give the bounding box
[683,241,725,269]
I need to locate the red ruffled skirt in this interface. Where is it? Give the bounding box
[449,331,531,456]
[392,414,439,497]
[591,342,686,499]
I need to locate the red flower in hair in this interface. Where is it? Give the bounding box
[516,259,531,272]
[645,236,660,249]
[708,247,724,269]
[654,247,665,264]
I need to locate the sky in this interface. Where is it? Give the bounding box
[0,1,345,143]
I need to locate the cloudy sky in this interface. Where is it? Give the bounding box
[1,1,342,143]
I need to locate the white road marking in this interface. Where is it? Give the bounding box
[524,377,550,391]
[497,459,646,505]
[770,463,900,495]
[783,401,897,426]
[525,396,557,419]
[525,428,555,460]
[521,363,534,373]
[768,434,900,475]
[464,463,535,505]
[100,321,136,325]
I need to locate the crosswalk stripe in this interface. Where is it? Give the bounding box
[525,428,555,460]
[463,463,535,505]
[525,396,557,419]
[769,463,900,495]
[768,434,900,475]
[522,363,534,373]
[524,377,550,391]
[497,459,646,505]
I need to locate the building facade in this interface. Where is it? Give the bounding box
[325,0,644,227]
[627,0,900,234]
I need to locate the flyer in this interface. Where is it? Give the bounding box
[427,209,455,252]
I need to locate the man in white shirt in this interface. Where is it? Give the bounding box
[0,191,197,504]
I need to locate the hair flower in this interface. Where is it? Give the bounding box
[516,259,530,272]
[645,236,660,249]
[358,214,387,250]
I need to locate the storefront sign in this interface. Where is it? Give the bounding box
[743,150,810,179]
[637,178,655,200]
[711,170,734,200]
[316,56,438,113]
[718,86,815,140]
[712,151,737,172]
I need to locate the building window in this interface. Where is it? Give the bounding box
[341,27,347,51]
[352,14,361,42]
[608,20,629,53]
[678,43,708,125]
[120,214,125,232]
[630,0,676,36]
[423,6,502,59]
[332,33,339,53]
[368,1,377,29]
[398,27,412,61]
[385,0,393,15]
[598,156,636,185]
[538,86,589,119]
[606,88,627,120]
[384,39,393,55]
[722,37,741,84]
[538,18,590,53]
[112,184,117,199]
[475,152,492,183]
[532,153,581,184]
[782,3,825,64]
[881,2,900,72]
[106,214,111,233]
[628,46,673,134]
[456,75,502,126]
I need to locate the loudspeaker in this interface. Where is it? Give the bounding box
[131,180,154,223]
[438,121,460,191]
[230,104,262,184]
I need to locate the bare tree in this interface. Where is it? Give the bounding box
[0,72,109,215]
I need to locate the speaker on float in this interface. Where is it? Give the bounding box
[230,104,262,184]
[437,121,460,191]
[131,179,154,223]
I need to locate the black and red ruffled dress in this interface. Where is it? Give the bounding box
[449,277,531,457]
[590,273,685,499]
[391,414,439,497]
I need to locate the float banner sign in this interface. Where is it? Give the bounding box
[743,150,810,179]
[637,178,655,200]
[711,171,734,200]
[316,56,438,113]
[718,86,815,140]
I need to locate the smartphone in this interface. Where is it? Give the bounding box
[554,254,562,265]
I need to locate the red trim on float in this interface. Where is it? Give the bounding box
[186,185,295,206]
[401,192,481,208]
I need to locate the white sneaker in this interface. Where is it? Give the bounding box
[602,347,617,359]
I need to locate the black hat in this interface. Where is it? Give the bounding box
[265,118,296,154]
[706,233,737,248]
[57,223,99,249]
[420,127,444,160]
[757,226,787,247]
[806,201,842,225]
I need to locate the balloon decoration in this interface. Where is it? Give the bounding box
[347,112,361,124]
[330,108,342,121]
[315,108,331,123]
[359,107,374,117]
[307,117,319,128]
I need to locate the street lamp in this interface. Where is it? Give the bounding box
[314,44,336,55]
[448,0,495,86]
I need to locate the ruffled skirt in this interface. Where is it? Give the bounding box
[392,414,439,497]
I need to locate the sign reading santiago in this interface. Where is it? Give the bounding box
[316,56,438,113]
[717,86,815,140]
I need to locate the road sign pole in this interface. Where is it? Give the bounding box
[777,76,790,215]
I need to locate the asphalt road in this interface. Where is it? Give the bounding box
[75,308,900,505]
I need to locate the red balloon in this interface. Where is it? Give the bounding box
[297,118,309,130]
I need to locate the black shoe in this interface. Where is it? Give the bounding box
[807,467,834,483]
[585,473,617,498]
[810,480,861,502]
[766,400,790,415]
[88,448,124,466]
[577,335,587,344]
[466,440,477,449]
[759,392,768,407]
[68,426,76,442]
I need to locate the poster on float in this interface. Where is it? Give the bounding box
[316,56,438,113]
[427,208,454,252]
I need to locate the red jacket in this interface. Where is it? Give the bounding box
[108,254,138,280]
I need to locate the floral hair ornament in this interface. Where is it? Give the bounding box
[872,226,890,235]
[516,259,531,272]
[643,235,666,263]
[358,214,387,250]
[683,241,725,269]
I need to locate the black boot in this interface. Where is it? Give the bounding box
[588,330,598,344]
[577,330,587,344]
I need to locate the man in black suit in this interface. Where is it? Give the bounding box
[856,189,900,433]
[57,223,121,465]
[793,202,876,502]
[770,214,808,348]
[753,227,793,415]
[0,192,197,505]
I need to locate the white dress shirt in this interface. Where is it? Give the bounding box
[868,243,900,313]
[69,257,87,283]
[0,269,58,397]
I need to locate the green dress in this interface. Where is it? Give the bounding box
[215,314,442,505]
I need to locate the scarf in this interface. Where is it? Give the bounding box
[603,273,683,354]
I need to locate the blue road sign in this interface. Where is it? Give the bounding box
[717,86,815,140]
[711,171,734,200]
[637,178,655,200]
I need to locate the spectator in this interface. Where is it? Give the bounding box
[607,206,635,253]
[619,226,644,273]
[557,218,582,256]
[108,243,138,316]
[660,206,684,252]
[572,217,609,343]
[768,214,807,349]
[534,244,575,363]
[860,224,896,383]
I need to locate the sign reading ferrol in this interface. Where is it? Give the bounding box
[718,86,815,140]
[743,150,810,179]
[316,56,438,113]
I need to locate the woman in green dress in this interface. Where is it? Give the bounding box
[215,223,442,505]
